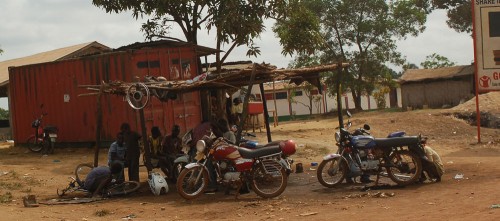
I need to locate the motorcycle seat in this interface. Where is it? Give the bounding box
[238,145,281,159]
[374,136,419,148]
[43,126,58,133]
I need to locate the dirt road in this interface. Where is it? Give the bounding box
[1,109,499,221]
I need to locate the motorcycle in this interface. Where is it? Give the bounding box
[176,132,296,199]
[26,104,58,154]
[317,111,426,187]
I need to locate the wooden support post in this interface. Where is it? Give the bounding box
[236,64,257,144]
[94,84,104,167]
[260,83,272,143]
[337,62,344,128]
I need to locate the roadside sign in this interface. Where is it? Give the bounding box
[473,1,500,91]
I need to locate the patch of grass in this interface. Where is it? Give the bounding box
[0,192,12,203]
[0,181,23,190]
[95,209,111,217]
[9,170,18,179]
[24,177,42,186]
[21,188,32,193]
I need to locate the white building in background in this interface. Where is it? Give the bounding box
[233,81,401,120]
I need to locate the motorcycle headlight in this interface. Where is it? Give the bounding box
[335,132,341,142]
[196,140,206,153]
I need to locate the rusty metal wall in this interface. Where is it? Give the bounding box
[9,47,202,144]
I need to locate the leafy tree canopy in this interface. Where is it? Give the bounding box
[275,0,427,110]
[420,53,456,69]
[0,108,8,120]
[92,0,288,69]
[418,0,472,34]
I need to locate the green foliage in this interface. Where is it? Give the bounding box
[0,108,9,120]
[0,192,12,203]
[420,53,456,69]
[92,0,288,69]
[280,0,427,110]
[372,86,391,109]
[420,0,472,34]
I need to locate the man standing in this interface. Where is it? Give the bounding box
[121,123,141,182]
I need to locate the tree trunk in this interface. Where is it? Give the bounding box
[351,90,363,111]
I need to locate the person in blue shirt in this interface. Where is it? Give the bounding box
[107,132,126,182]
[84,162,123,197]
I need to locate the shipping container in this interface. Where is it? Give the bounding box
[8,42,215,144]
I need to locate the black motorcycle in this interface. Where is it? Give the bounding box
[317,111,427,187]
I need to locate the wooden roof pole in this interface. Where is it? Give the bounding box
[94,84,104,167]
[260,83,272,142]
[236,64,257,144]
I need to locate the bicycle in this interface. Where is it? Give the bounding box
[57,163,140,197]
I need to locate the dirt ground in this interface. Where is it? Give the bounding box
[1,106,499,221]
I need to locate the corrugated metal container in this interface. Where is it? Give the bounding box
[9,46,203,144]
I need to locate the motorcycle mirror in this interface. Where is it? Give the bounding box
[363,124,370,130]
[347,121,352,128]
[346,110,352,118]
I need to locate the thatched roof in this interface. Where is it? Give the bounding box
[80,62,349,98]
[399,65,474,84]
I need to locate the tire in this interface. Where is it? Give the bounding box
[172,162,186,182]
[317,157,348,188]
[176,165,209,200]
[26,136,43,152]
[250,161,288,198]
[106,181,141,197]
[75,163,94,187]
[386,150,422,186]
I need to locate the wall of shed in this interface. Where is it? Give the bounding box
[401,76,474,109]
[9,47,202,144]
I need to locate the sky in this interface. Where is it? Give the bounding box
[0,0,474,110]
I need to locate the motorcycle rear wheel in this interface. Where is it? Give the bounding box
[317,157,348,188]
[26,136,43,152]
[250,162,288,198]
[176,166,208,200]
[386,150,422,186]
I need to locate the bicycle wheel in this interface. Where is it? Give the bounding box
[106,181,141,197]
[75,163,94,187]
[26,135,43,152]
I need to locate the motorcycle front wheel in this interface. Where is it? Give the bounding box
[26,136,43,152]
[386,150,422,186]
[176,166,208,200]
[171,162,186,182]
[250,162,288,198]
[317,157,348,188]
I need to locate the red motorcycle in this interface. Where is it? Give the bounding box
[176,132,296,199]
[26,104,58,154]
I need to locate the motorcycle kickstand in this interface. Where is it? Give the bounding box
[375,167,382,186]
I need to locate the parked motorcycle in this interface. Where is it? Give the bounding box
[176,132,296,199]
[317,111,426,187]
[26,104,58,154]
